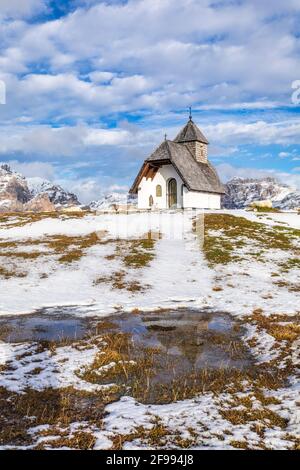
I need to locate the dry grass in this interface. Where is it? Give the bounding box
[0,385,116,447]
[122,238,155,273]
[94,270,148,292]
[202,214,300,266]
[0,211,88,229]
[76,325,285,406]
[220,391,287,430]
[0,307,298,449]
[279,257,300,272]
[0,265,27,279]
[0,212,60,229]
[212,286,223,292]
[0,251,43,260]
[248,310,300,343]
[253,207,280,213]
[110,421,170,450]
[93,235,156,291]
[34,431,96,450]
[46,232,103,263]
[0,230,109,279]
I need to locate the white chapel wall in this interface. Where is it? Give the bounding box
[137,164,221,210]
[138,164,184,209]
[183,190,221,209]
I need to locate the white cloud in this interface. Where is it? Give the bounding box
[203,120,300,146]
[58,177,102,204]
[279,152,290,158]
[0,125,89,156]
[88,71,115,83]
[0,0,299,117]
[84,128,131,146]
[0,0,46,19]
[3,160,55,180]
[1,116,300,159]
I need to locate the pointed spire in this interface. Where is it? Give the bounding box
[174,117,209,144]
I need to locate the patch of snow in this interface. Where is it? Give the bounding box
[0,340,102,393]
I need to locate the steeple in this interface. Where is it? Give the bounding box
[174,115,209,164]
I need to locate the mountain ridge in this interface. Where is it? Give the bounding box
[0,164,80,212]
[223,177,300,209]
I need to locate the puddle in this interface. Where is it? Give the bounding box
[108,309,249,371]
[0,314,88,343]
[91,309,252,403]
[0,308,252,404]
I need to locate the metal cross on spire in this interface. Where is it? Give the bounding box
[189,106,192,120]
[164,133,167,141]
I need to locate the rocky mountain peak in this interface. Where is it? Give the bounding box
[0,163,12,174]
[0,165,81,212]
[28,178,80,208]
[223,177,299,209]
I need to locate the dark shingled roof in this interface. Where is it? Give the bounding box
[130,119,224,195]
[174,118,209,144]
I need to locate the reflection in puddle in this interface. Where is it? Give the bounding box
[0,308,252,404]
[0,314,87,343]
[110,309,249,372]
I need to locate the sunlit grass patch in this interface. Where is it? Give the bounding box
[279,257,300,272]
[41,231,109,264]
[0,211,89,230]
[0,231,110,277]
[0,212,60,229]
[252,207,280,213]
[248,310,300,343]
[122,238,155,269]
[201,214,300,266]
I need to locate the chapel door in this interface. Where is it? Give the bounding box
[168,178,177,208]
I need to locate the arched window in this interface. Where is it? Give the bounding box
[168,178,177,208]
[156,184,162,197]
[149,195,154,207]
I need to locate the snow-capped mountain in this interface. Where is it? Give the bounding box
[28,177,80,208]
[275,191,300,210]
[0,164,32,212]
[0,165,80,212]
[223,177,300,209]
[90,192,137,210]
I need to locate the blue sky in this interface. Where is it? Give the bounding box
[0,0,300,202]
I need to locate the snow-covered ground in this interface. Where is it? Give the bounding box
[0,210,299,450]
[0,209,299,316]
